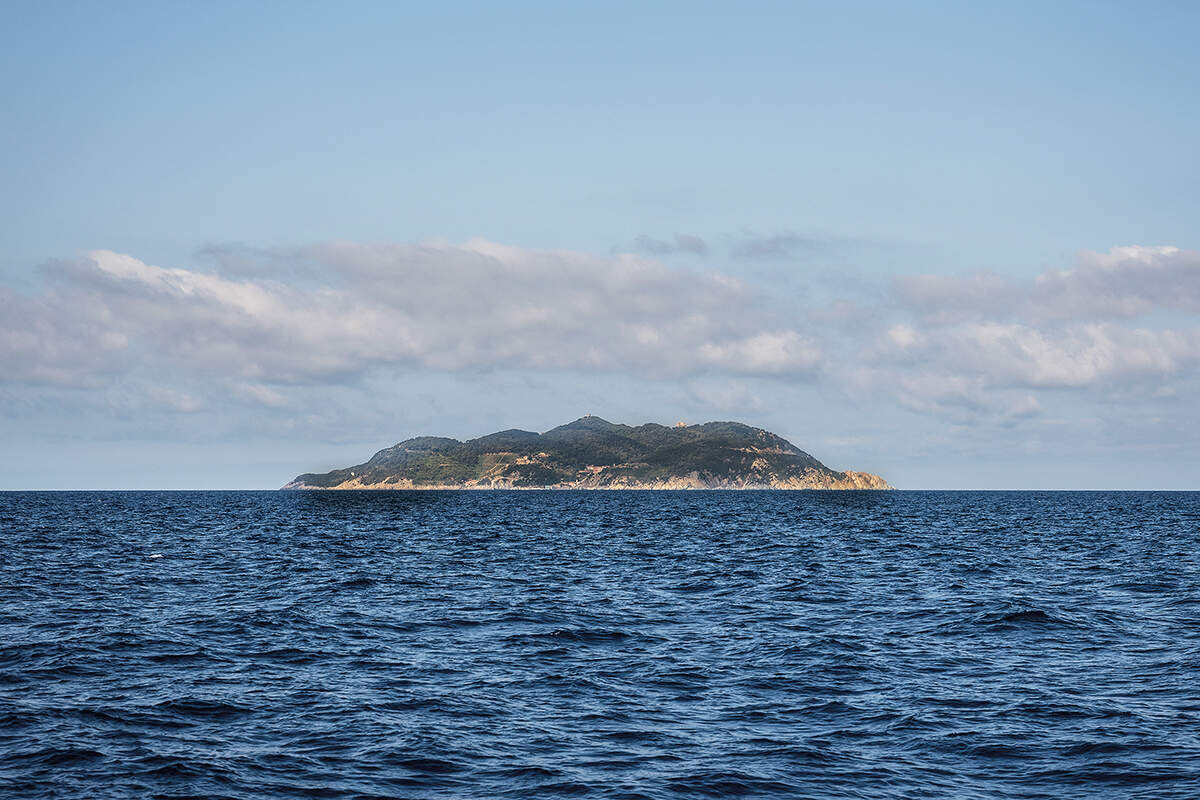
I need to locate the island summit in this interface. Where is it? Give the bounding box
[285,416,890,490]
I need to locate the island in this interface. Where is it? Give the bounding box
[284,416,890,490]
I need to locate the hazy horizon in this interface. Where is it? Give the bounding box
[3,2,1198,490]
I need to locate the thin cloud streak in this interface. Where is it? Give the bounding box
[617,234,709,257]
[730,231,877,260]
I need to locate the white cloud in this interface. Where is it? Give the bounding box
[865,247,1200,406]
[3,240,1198,438]
[0,240,823,392]
[955,322,1199,388]
[886,324,919,348]
[143,386,205,413]
[697,331,821,374]
[232,382,291,409]
[895,245,1200,321]
[1032,245,1199,319]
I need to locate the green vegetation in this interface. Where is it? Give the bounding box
[286,416,888,489]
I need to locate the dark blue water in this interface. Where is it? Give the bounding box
[2,491,1199,799]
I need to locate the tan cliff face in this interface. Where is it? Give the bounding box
[283,465,892,491]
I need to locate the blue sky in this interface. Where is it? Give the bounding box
[2,1,1199,488]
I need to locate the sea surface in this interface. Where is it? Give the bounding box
[2,490,1199,799]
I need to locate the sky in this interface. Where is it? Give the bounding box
[2,1,1199,489]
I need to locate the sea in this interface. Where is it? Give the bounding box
[1,490,1198,799]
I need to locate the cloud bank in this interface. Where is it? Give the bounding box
[0,240,820,395]
[894,246,1200,322]
[873,246,1200,415]
[1,241,1197,428]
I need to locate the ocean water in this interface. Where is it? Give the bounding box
[1,491,1199,799]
